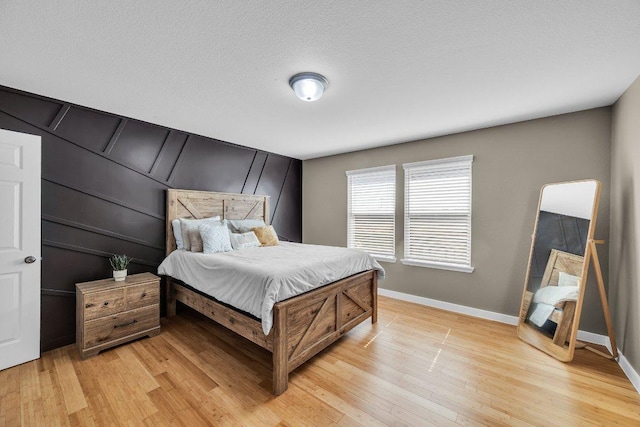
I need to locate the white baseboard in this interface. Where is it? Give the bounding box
[379,287,640,394]
[576,330,610,347]
[379,288,520,325]
[604,343,640,394]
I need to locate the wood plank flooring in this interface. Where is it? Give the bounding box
[1,296,638,426]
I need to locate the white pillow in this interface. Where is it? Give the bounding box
[229,231,261,250]
[227,219,266,234]
[199,222,233,254]
[179,216,221,251]
[558,271,580,287]
[171,219,185,250]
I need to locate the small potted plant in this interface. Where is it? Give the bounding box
[109,254,131,282]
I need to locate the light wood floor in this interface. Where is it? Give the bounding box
[1,296,639,426]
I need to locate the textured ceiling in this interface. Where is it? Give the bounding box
[1,1,639,160]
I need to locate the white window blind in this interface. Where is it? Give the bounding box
[346,165,396,262]
[402,155,474,273]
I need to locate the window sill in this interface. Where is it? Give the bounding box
[400,258,474,273]
[373,255,397,263]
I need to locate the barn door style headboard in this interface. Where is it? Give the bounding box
[166,189,270,255]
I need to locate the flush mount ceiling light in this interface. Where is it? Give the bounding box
[289,72,329,102]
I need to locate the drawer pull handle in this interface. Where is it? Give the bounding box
[104,302,109,306]
[114,319,137,329]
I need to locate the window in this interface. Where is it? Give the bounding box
[402,155,474,273]
[346,165,396,262]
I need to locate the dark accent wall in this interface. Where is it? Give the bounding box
[0,86,302,352]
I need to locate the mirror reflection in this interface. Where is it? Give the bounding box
[518,180,599,361]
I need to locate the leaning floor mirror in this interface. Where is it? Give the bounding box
[517,179,607,362]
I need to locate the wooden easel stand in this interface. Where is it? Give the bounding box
[576,239,618,360]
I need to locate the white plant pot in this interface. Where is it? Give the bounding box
[113,269,127,282]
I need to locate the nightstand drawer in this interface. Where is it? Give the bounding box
[83,288,126,321]
[84,304,159,349]
[126,282,159,310]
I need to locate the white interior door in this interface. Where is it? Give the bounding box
[0,128,41,370]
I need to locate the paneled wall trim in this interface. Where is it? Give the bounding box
[0,85,302,351]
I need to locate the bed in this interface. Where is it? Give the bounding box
[161,189,381,395]
[521,249,584,345]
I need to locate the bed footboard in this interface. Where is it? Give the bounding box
[272,270,378,395]
[165,270,378,396]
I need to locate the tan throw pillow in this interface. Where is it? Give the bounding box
[189,228,204,252]
[252,225,279,247]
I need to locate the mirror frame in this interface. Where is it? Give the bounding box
[516,179,601,361]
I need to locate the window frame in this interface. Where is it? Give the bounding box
[346,164,397,263]
[401,155,474,273]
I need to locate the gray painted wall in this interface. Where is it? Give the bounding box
[303,108,611,334]
[611,75,640,373]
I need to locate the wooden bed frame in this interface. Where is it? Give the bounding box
[164,189,378,395]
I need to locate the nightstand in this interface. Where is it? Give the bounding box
[76,272,161,359]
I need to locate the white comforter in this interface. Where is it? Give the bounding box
[528,285,580,327]
[157,242,385,334]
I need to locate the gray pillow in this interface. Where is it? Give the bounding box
[229,231,261,250]
[227,219,266,234]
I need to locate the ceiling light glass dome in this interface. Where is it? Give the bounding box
[289,72,328,102]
